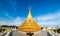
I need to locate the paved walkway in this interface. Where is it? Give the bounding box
[10,30,52,36]
[5,30,60,36]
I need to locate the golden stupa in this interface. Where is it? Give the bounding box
[18,8,41,32]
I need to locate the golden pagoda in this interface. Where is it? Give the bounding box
[18,8,41,32]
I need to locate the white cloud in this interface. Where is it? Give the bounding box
[4,13,13,19]
[0,13,24,26]
[0,17,24,26]
[11,17,24,26]
[34,10,60,27]
[0,21,7,25]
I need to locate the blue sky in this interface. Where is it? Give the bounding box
[0,0,60,27]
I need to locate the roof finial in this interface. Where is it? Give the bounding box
[28,6,31,13]
[27,7,33,21]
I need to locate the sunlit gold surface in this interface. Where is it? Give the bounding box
[18,8,41,32]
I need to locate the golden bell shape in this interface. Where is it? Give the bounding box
[18,8,41,32]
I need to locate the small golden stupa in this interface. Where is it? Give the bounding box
[18,8,41,32]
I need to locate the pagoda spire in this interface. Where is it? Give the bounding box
[27,7,33,21]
